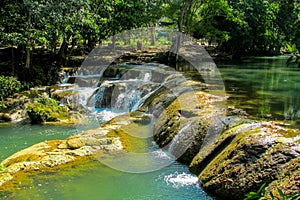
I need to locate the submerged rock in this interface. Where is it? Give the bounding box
[0,122,123,188]
[0,109,155,190]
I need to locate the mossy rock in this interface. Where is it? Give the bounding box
[197,123,300,200]
[264,157,300,198]
[153,89,226,164]
[26,97,70,123]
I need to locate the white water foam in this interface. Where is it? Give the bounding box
[151,149,174,161]
[164,172,199,189]
[95,109,125,122]
[76,86,97,107]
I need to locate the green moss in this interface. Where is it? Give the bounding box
[26,97,69,123]
[0,164,6,171]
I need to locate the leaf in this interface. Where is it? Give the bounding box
[257,183,266,195]
[277,189,285,197]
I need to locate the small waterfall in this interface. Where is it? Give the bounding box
[139,71,152,81]
[113,82,142,112]
[167,120,195,158]
[93,85,107,108]
[61,64,160,115]
[91,69,156,113]
[76,86,97,108]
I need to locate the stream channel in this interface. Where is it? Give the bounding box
[1,56,300,199]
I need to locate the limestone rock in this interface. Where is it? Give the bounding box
[153,90,226,164]
[196,123,300,199]
[67,137,84,149]
[264,157,300,198]
[0,173,13,186]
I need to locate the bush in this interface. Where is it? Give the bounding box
[0,76,22,100]
[26,97,69,123]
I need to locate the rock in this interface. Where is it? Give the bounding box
[1,140,61,167]
[0,113,10,122]
[26,97,85,124]
[141,70,300,199]
[66,137,84,149]
[152,86,226,164]
[264,157,300,198]
[195,123,300,199]
[0,173,13,186]
[0,108,155,189]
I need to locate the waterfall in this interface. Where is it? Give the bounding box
[140,71,152,81]
[75,86,97,108]
[60,64,163,115]
[91,69,156,113]
[113,82,142,112]
[167,120,195,158]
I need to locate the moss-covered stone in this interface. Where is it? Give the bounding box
[197,123,300,200]
[264,157,300,198]
[26,97,75,124]
[152,87,226,164]
[0,109,153,190]
[0,90,43,122]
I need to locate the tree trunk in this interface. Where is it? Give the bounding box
[173,0,192,66]
[178,0,192,33]
[11,47,15,75]
[65,37,77,66]
[57,34,71,66]
[111,35,116,52]
[25,5,32,69]
[150,27,156,46]
[25,48,30,69]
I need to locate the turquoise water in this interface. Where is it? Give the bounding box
[0,118,212,200]
[218,56,300,126]
[0,122,77,161]
[3,160,209,200]
[0,118,102,161]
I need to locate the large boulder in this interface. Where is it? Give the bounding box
[153,90,225,164]
[190,122,300,199]
[26,97,73,124]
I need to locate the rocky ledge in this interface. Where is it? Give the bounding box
[149,80,300,198]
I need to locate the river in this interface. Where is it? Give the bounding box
[1,56,299,199]
[218,56,300,127]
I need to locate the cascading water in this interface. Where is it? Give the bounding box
[59,64,163,122]
[75,86,98,108]
[167,120,195,158]
[112,82,143,112]
[90,67,157,113]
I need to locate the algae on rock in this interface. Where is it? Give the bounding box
[26,96,82,124]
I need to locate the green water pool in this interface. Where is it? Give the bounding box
[0,118,212,200]
[218,56,300,126]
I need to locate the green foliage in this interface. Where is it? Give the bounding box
[244,184,300,200]
[244,183,266,200]
[286,44,300,67]
[0,0,163,83]
[26,97,69,123]
[0,76,22,100]
[161,0,300,58]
